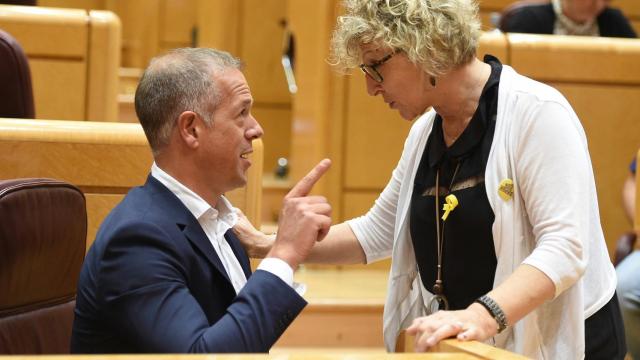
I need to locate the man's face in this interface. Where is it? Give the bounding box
[197,68,263,195]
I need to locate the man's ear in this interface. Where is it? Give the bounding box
[177,111,200,149]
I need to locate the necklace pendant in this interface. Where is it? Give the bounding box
[432,280,443,295]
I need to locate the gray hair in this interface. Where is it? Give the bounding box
[134,47,242,155]
[330,0,481,77]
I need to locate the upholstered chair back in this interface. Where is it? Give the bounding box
[0,178,86,353]
[0,29,34,118]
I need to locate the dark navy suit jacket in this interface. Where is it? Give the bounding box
[71,175,306,353]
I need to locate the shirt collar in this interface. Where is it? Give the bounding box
[150,162,237,226]
[552,0,599,36]
[428,57,501,168]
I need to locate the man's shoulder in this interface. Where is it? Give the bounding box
[93,181,186,247]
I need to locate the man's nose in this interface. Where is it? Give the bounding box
[246,115,264,140]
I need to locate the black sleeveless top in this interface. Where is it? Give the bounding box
[409,55,502,310]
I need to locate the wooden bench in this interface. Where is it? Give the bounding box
[0,5,120,122]
[0,118,263,249]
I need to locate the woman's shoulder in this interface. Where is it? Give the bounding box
[501,66,569,106]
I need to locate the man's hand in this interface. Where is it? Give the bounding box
[267,159,332,269]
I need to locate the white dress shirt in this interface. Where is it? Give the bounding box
[151,163,296,295]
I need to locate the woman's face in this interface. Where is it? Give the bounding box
[359,43,435,120]
[564,0,609,22]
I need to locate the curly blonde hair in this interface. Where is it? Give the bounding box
[330,0,481,76]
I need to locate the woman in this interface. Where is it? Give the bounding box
[236,0,625,358]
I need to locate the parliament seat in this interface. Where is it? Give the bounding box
[0,28,33,118]
[0,178,86,354]
[0,4,121,122]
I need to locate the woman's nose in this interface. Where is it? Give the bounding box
[365,75,382,96]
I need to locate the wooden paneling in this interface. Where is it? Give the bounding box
[160,0,195,45]
[343,192,379,221]
[196,0,241,54]
[240,0,290,104]
[105,0,159,68]
[253,106,292,173]
[287,1,336,197]
[632,20,640,37]
[275,269,386,348]
[551,84,640,255]
[87,10,121,122]
[509,34,640,84]
[28,59,86,120]
[478,31,509,62]
[225,139,264,228]
[344,73,411,190]
[615,0,640,17]
[85,193,124,249]
[38,0,108,10]
[479,0,514,12]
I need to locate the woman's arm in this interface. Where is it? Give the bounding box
[234,214,365,264]
[407,264,554,351]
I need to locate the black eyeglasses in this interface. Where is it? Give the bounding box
[359,51,396,83]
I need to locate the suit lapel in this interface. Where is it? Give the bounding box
[145,175,232,285]
[183,223,232,284]
[224,229,252,278]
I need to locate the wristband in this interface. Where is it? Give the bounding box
[474,295,508,334]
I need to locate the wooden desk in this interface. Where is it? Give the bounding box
[0,339,525,359]
[274,269,386,348]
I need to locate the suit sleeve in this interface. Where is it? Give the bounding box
[97,222,306,353]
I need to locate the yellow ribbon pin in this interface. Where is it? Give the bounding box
[441,194,458,221]
[498,179,514,201]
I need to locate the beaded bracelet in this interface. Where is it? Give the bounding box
[474,295,508,334]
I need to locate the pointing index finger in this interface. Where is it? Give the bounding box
[286,159,332,198]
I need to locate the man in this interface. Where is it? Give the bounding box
[71,48,331,353]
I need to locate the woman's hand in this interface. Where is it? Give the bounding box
[232,209,275,258]
[406,303,498,352]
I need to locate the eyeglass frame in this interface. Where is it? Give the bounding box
[359,50,396,83]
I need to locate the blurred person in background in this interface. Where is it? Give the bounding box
[500,0,637,38]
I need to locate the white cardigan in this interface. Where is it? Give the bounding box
[348,65,616,359]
